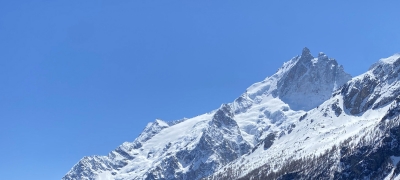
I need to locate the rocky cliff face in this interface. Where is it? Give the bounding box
[277,47,351,111]
[63,49,400,180]
[341,54,400,115]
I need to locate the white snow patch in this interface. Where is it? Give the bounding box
[380,54,400,64]
[96,172,113,180]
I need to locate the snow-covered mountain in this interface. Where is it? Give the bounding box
[64,48,400,180]
[208,53,400,180]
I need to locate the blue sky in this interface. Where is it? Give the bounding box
[1,1,399,179]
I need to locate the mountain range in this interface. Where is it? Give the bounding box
[63,48,400,180]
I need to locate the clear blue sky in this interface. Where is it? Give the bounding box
[1,1,399,179]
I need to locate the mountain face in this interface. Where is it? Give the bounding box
[64,49,400,180]
[277,47,351,111]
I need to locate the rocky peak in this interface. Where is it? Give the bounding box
[299,47,314,62]
[232,48,351,114]
[277,48,352,110]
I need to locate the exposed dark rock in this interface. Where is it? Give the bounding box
[342,75,379,115]
[331,99,342,117]
[132,141,142,149]
[288,123,296,134]
[211,104,237,128]
[263,133,276,150]
[299,113,307,121]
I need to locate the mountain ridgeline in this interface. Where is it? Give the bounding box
[63,48,400,180]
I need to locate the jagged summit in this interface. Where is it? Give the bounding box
[236,48,351,112]
[277,48,351,110]
[299,47,313,62]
